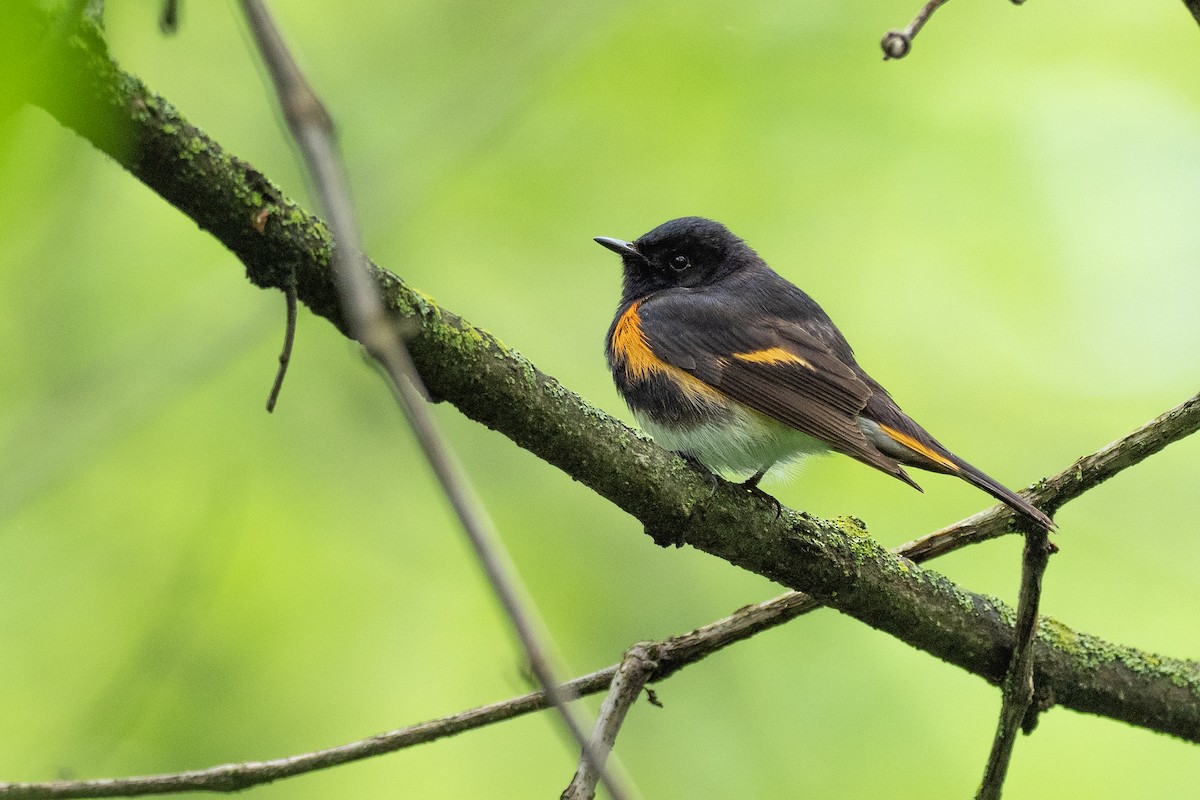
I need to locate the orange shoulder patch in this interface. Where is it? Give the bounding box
[610,302,658,381]
[610,302,722,400]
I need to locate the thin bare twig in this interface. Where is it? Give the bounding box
[881,0,951,60]
[236,3,625,798]
[562,645,657,800]
[0,669,620,798]
[264,279,296,412]
[976,527,1055,800]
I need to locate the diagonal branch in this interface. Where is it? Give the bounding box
[16,5,1200,757]
[236,3,625,798]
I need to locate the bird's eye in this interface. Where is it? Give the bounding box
[670,254,691,272]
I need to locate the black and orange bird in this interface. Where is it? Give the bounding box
[596,216,1053,531]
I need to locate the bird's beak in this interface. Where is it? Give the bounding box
[594,236,640,258]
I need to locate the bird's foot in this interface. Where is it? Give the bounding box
[673,455,782,518]
[740,470,782,518]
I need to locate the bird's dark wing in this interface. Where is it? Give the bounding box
[637,291,918,485]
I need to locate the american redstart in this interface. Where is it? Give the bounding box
[596,216,1054,531]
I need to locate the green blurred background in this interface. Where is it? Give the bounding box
[2,1,1199,797]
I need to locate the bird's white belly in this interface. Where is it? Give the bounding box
[636,405,831,478]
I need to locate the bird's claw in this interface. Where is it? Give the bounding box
[740,471,782,518]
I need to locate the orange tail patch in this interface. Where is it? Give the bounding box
[879,424,960,472]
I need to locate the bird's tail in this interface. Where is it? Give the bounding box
[862,417,1055,532]
[949,456,1055,532]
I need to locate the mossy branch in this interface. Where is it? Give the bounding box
[16,8,1200,752]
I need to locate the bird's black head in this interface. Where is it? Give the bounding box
[595,217,752,302]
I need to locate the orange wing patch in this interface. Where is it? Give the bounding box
[732,347,814,368]
[610,303,721,399]
[879,424,960,472]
